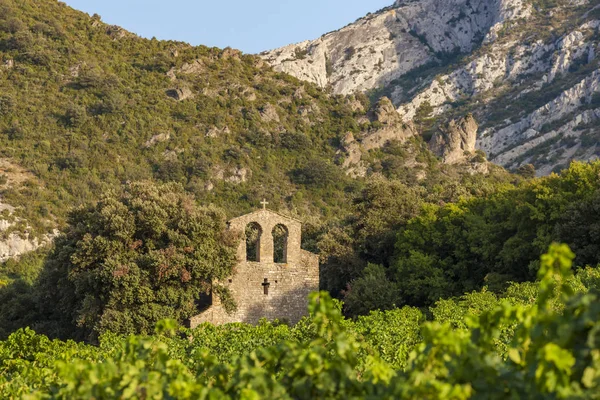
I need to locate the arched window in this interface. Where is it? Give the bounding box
[272,224,289,263]
[245,222,262,262]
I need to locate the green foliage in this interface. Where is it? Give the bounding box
[413,100,435,136]
[344,46,356,60]
[317,166,514,302]
[2,245,600,398]
[516,163,536,179]
[0,0,370,236]
[342,264,399,316]
[471,149,487,163]
[35,181,238,341]
[0,0,520,326]
[351,178,424,264]
[0,248,46,284]
[555,188,600,267]
[293,47,308,60]
[387,161,600,308]
[290,159,347,189]
[0,248,48,339]
[324,161,600,315]
[1,1,600,395]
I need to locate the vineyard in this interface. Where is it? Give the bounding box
[2,244,600,399]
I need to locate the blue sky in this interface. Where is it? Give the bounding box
[63,1,392,54]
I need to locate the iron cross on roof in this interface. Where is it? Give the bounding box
[260,199,269,210]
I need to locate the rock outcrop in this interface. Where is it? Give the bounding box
[339,132,367,178]
[339,97,418,176]
[166,87,193,101]
[167,59,207,81]
[2,59,13,69]
[143,132,170,148]
[373,97,402,126]
[259,104,280,123]
[0,223,57,262]
[430,114,478,164]
[363,97,416,151]
[211,166,252,184]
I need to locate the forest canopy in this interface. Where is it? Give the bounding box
[325,161,600,315]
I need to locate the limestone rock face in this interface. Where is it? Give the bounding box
[262,0,529,95]
[0,202,57,262]
[430,115,478,164]
[220,47,242,60]
[205,126,230,138]
[211,165,252,184]
[226,167,250,184]
[374,97,402,126]
[339,132,366,177]
[167,59,207,81]
[179,59,206,75]
[105,25,131,40]
[363,97,417,151]
[0,229,57,263]
[263,0,600,174]
[0,160,58,261]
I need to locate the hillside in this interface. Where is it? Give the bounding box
[2,3,600,394]
[263,0,600,175]
[0,0,510,259]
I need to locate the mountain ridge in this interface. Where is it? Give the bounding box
[263,0,600,175]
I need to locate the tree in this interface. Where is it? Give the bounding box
[413,100,435,137]
[556,189,600,267]
[343,264,400,317]
[352,179,424,265]
[516,163,536,179]
[37,181,238,341]
[317,179,423,298]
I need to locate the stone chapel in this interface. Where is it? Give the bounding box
[189,204,319,327]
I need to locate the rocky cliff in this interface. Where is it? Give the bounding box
[339,97,418,177]
[263,0,600,175]
[429,114,478,164]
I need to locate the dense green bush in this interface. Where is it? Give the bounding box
[389,161,600,306]
[34,181,238,341]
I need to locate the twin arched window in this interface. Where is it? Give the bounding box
[245,222,289,263]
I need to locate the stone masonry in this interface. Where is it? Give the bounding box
[189,207,319,327]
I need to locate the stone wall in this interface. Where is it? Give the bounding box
[189,209,319,327]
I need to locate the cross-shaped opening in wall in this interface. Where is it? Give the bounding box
[262,278,270,295]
